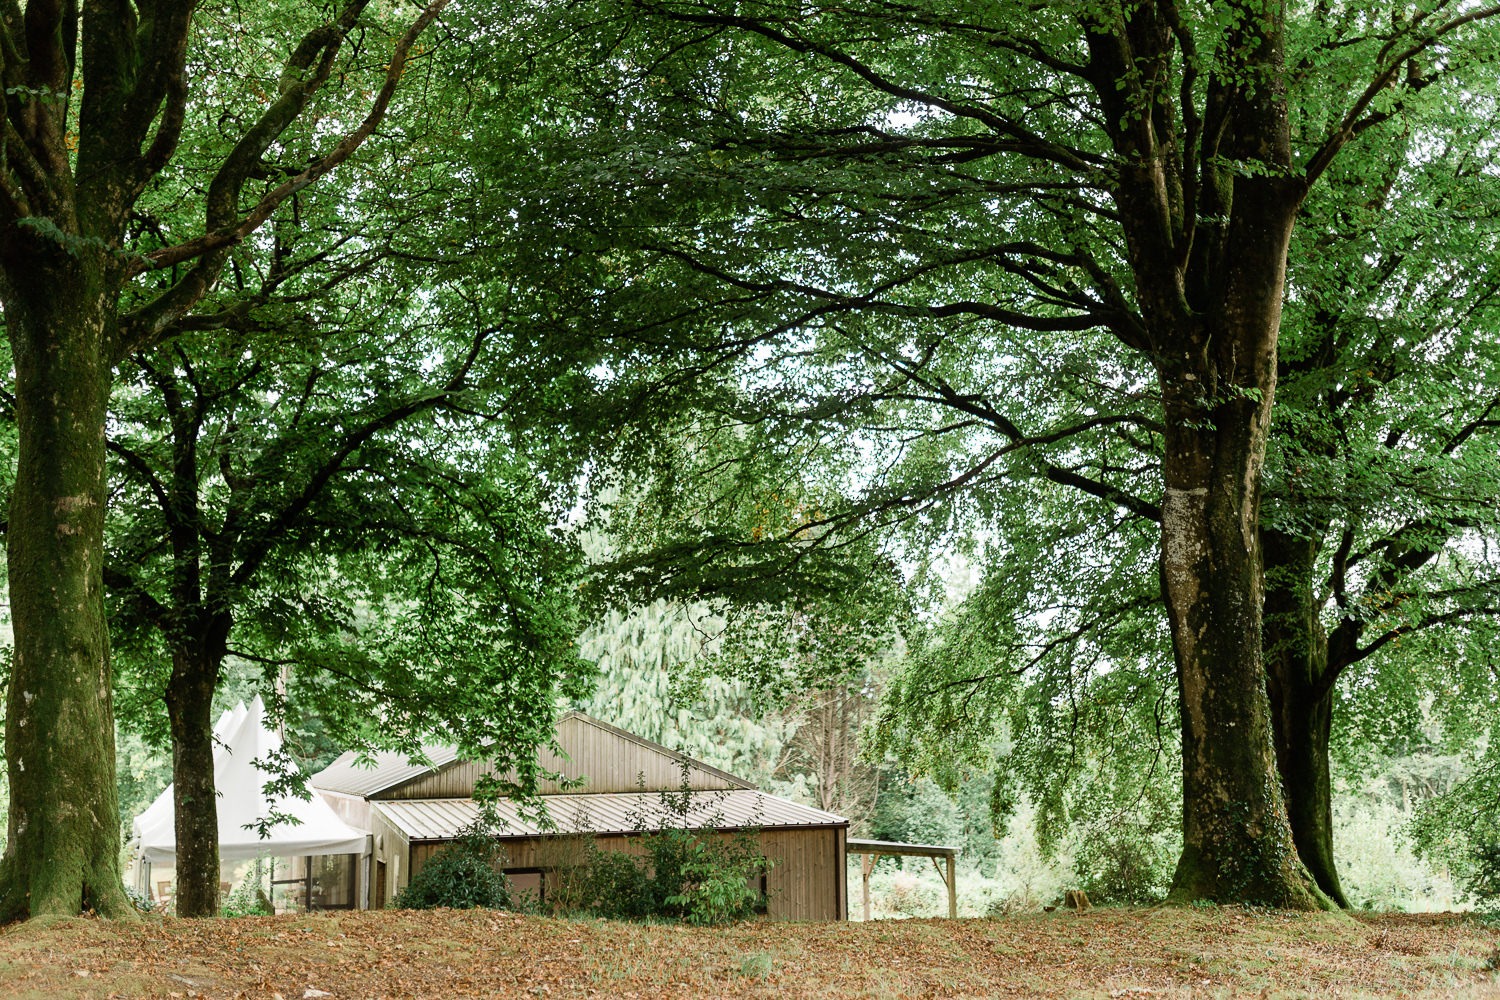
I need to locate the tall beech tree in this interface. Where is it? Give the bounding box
[877,66,1500,909]
[0,0,448,920]
[1259,109,1500,905]
[103,261,595,917]
[910,32,1500,906]
[91,29,603,917]
[524,0,1500,905]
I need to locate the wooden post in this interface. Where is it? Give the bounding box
[945,854,957,919]
[862,852,877,921]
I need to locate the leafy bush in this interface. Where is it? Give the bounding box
[221,876,274,918]
[123,883,157,914]
[551,831,770,925]
[1072,822,1174,906]
[882,871,937,917]
[394,831,511,910]
[651,828,770,925]
[581,846,656,919]
[537,758,774,925]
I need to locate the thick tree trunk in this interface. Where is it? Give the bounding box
[1152,170,1329,910]
[0,248,134,920]
[1262,529,1350,908]
[166,640,228,918]
[1159,408,1322,908]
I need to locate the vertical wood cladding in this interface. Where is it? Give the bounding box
[379,715,749,799]
[369,809,409,908]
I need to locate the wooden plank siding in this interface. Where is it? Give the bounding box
[760,827,846,921]
[405,825,847,921]
[379,715,749,800]
[368,808,410,908]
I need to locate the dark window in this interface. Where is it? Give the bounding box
[505,868,546,905]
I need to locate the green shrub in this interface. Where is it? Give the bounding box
[221,879,274,918]
[531,756,775,924]
[394,831,511,910]
[123,883,158,914]
[648,827,770,925]
[552,833,769,925]
[1466,826,1500,903]
[584,847,656,919]
[1072,823,1174,906]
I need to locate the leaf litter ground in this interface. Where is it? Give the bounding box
[0,906,1497,998]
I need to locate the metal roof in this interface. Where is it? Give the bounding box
[307,711,756,799]
[374,789,848,842]
[311,746,461,798]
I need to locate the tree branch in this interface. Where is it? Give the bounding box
[1303,4,1500,188]
[227,322,497,588]
[115,0,450,357]
[642,1,1105,173]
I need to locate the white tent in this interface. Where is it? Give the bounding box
[132,697,368,865]
[131,702,248,851]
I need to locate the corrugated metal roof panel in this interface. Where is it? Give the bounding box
[374,789,846,842]
[311,746,461,798]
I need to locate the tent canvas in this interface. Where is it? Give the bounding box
[131,701,248,848]
[132,697,368,864]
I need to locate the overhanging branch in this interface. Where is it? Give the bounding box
[115,0,451,358]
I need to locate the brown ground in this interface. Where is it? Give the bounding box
[0,906,1496,999]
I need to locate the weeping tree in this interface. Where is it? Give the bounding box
[511,0,1500,906]
[0,0,450,920]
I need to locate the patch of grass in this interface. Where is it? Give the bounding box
[737,950,774,979]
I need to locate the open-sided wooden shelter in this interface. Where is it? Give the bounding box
[312,712,850,920]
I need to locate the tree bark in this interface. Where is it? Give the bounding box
[0,244,134,920]
[1089,3,1330,908]
[0,0,447,924]
[1158,375,1324,908]
[165,632,230,918]
[1262,527,1358,908]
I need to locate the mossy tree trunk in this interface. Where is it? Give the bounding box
[1262,528,1349,907]
[1151,274,1326,910]
[0,242,134,920]
[0,0,449,921]
[1157,398,1321,907]
[1084,2,1330,909]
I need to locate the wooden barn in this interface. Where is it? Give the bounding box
[312,712,850,920]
